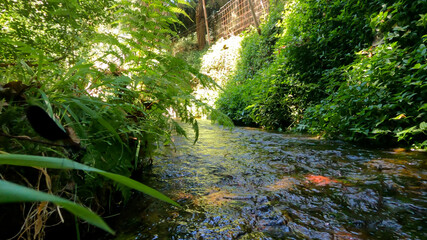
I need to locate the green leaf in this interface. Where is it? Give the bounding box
[0,180,114,234]
[171,119,187,138]
[70,99,122,143]
[169,6,191,20]
[192,119,199,144]
[0,154,180,207]
[372,129,391,134]
[419,104,427,111]
[391,113,407,120]
[412,63,422,69]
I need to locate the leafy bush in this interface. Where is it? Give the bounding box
[217,0,380,128]
[301,1,427,148]
[249,0,384,128]
[216,2,284,125]
[217,0,426,148]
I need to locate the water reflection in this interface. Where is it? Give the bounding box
[113,120,426,240]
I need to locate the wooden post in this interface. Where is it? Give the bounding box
[202,0,211,45]
[248,0,261,35]
[196,1,206,49]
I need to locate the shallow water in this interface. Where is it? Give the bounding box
[113,120,426,240]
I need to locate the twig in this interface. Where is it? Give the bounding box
[0,132,68,148]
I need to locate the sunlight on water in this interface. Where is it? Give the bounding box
[112,119,427,240]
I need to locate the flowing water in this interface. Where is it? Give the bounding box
[113,120,426,240]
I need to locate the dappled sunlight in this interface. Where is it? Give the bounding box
[112,120,426,239]
[266,176,297,190]
[200,35,243,86]
[392,148,408,153]
[171,191,196,202]
[192,35,243,115]
[365,158,426,179]
[388,148,424,155]
[199,189,237,206]
[3,0,426,238]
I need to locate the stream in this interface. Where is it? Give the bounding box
[112,120,426,240]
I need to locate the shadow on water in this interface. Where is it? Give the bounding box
[111,120,426,240]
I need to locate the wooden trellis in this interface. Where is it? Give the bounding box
[178,0,269,41]
[209,0,269,40]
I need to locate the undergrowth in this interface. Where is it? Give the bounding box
[0,0,231,238]
[216,0,426,149]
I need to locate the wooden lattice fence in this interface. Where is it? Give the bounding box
[178,0,269,41]
[209,0,269,40]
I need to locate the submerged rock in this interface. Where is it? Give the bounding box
[109,120,427,240]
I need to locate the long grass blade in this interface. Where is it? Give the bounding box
[0,154,180,207]
[0,180,114,234]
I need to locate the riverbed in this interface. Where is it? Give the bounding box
[112,120,426,239]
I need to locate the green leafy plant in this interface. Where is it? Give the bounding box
[302,41,426,148]
[299,0,427,148]
[216,2,284,126]
[0,0,230,237]
[0,180,115,234]
[217,0,426,148]
[0,153,179,234]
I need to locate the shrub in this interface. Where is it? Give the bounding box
[217,0,426,148]
[216,1,284,125]
[301,0,427,149]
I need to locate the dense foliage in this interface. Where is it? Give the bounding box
[0,0,229,238]
[301,1,427,148]
[217,0,426,148]
[216,4,283,125]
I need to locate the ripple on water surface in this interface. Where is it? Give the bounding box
[113,120,427,240]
